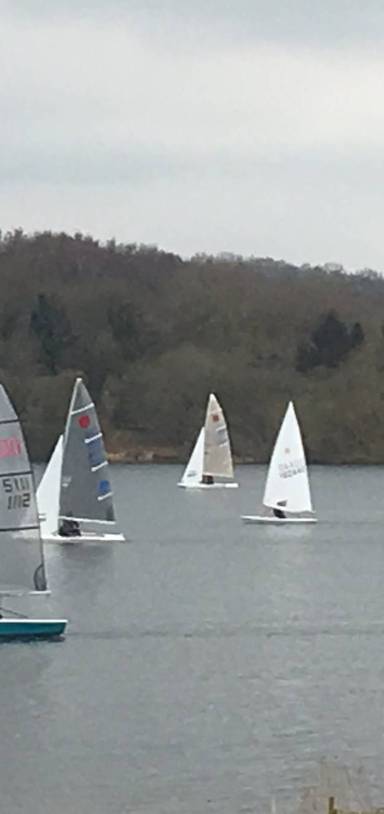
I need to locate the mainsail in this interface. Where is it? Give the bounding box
[263,401,313,514]
[203,393,234,479]
[59,378,117,531]
[0,385,47,594]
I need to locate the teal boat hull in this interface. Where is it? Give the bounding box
[0,619,67,640]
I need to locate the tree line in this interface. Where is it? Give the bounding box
[1,228,383,463]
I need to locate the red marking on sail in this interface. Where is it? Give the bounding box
[284,447,290,454]
[212,414,220,423]
[0,436,21,458]
[78,415,90,429]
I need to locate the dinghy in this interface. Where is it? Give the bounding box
[178,393,238,488]
[38,378,125,543]
[0,384,66,640]
[242,401,316,524]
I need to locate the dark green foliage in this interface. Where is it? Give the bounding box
[296,311,365,372]
[108,301,151,360]
[30,294,73,373]
[350,322,364,348]
[311,311,351,367]
[0,228,382,462]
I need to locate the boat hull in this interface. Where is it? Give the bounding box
[0,618,67,640]
[43,532,125,544]
[241,515,317,524]
[178,482,239,489]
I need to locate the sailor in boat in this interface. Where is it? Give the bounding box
[273,508,286,519]
[58,514,81,537]
[201,474,214,485]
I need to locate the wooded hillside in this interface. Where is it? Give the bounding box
[2,228,383,463]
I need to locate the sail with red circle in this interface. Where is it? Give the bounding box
[59,378,117,529]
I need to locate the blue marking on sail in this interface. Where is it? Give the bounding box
[98,479,111,497]
[97,478,113,502]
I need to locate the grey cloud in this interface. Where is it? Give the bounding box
[2,0,384,268]
[0,131,380,186]
[0,144,191,184]
[5,0,384,46]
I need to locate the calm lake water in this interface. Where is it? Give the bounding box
[1,464,384,813]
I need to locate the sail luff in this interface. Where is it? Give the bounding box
[63,379,79,447]
[263,401,313,514]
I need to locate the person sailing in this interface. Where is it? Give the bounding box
[58,512,81,537]
[273,507,286,519]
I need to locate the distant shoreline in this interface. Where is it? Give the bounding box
[106,451,382,466]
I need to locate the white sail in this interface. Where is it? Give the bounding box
[179,427,204,486]
[37,435,63,538]
[0,384,48,594]
[203,393,234,479]
[263,401,313,514]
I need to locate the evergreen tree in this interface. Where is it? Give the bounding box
[30,294,72,373]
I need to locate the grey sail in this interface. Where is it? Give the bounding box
[59,378,118,533]
[0,385,47,594]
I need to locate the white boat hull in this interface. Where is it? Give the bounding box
[43,532,126,544]
[178,482,239,489]
[241,514,317,525]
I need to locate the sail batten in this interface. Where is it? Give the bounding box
[97,492,113,502]
[91,461,108,473]
[84,433,102,445]
[263,402,313,514]
[71,402,94,415]
[3,469,35,477]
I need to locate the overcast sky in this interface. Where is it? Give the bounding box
[2,1,384,268]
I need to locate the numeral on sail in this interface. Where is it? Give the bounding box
[1,476,31,509]
[7,493,31,509]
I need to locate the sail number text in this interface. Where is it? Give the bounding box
[1,476,31,509]
[279,460,305,478]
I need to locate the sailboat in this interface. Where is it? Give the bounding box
[178,393,238,489]
[242,401,317,524]
[0,384,67,639]
[38,378,125,543]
